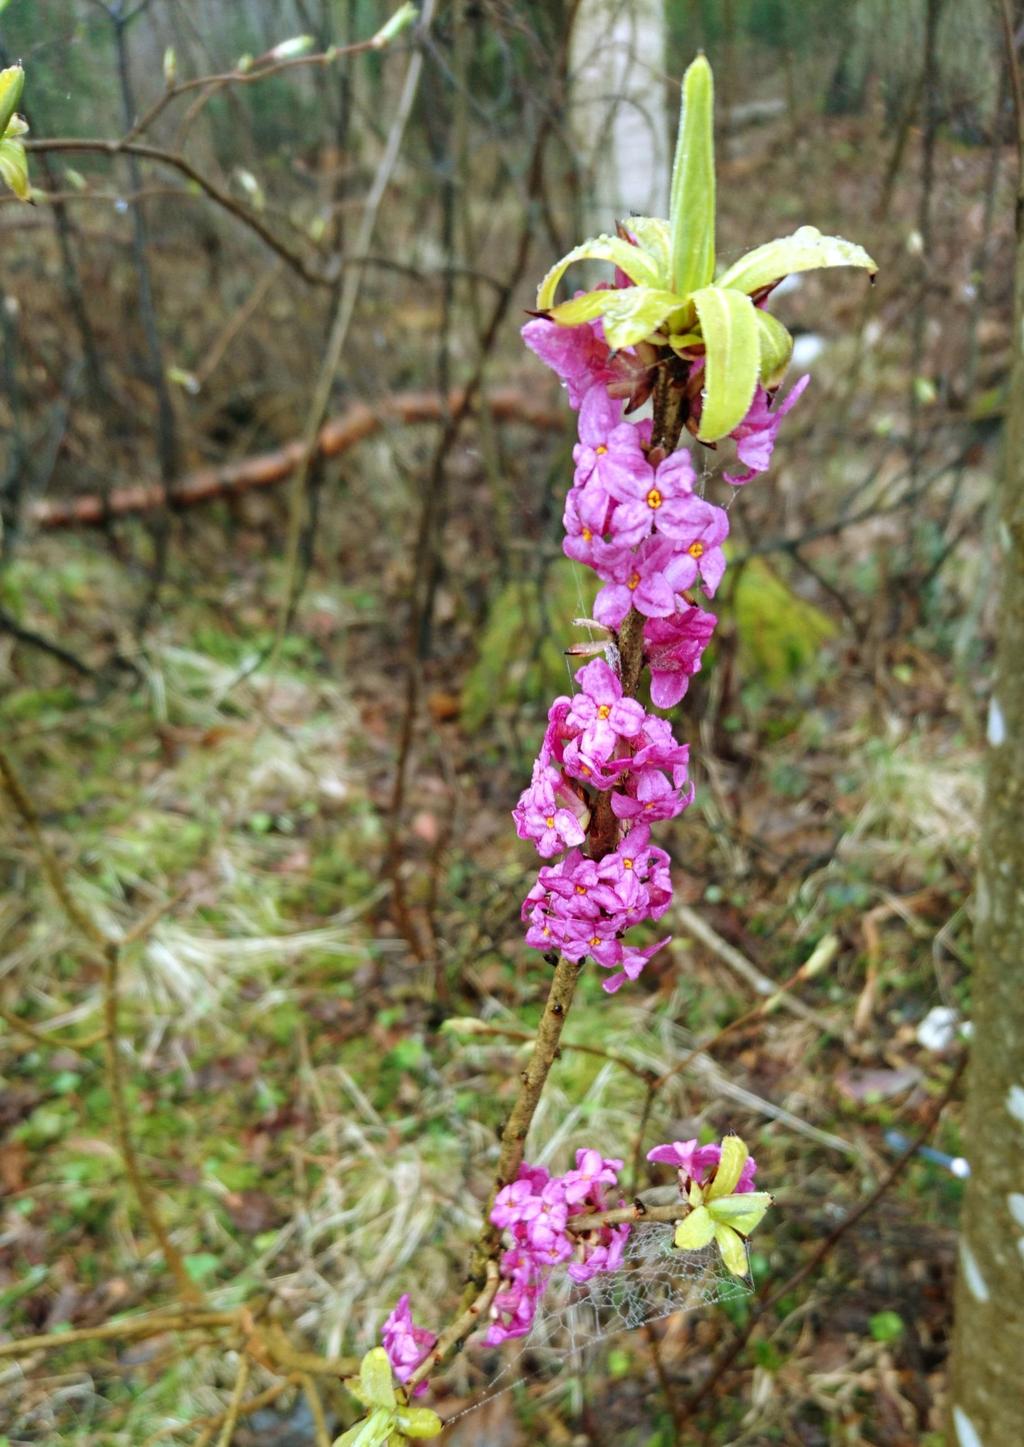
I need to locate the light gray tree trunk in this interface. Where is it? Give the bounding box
[569,0,669,233]
[948,138,1024,1447]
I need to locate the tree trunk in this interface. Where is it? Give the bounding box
[948,108,1024,1447]
[569,0,669,232]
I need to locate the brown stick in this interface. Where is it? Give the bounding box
[26,388,562,531]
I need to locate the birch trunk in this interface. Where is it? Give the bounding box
[947,136,1024,1447]
[569,0,669,233]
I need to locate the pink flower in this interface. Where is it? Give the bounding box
[725,375,809,486]
[563,482,613,568]
[611,713,690,782]
[566,658,646,762]
[599,934,672,994]
[513,761,589,859]
[521,315,613,410]
[485,1247,545,1344]
[612,767,693,824]
[568,1222,630,1283]
[572,385,653,497]
[562,1148,623,1205]
[593,536,696,628]
[604,445,697,547]
[381,1294,436,1397]
[647,1138,758,1193]
[644,606,717,708]
[648,494,729,597]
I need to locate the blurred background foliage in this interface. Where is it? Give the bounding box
[0,0,1011,1441]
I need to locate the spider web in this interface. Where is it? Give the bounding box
[445,1223,748,1424]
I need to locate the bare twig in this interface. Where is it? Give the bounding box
[214,1354,251,1447]
[406,1259,500,1389]
[674,905,832,1030]
[274,0,437,646]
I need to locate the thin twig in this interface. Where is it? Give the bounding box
[0,1310,240,1362]
[301,1373,333,1447]
[406,1260,500,1389]
[0,1003,104,1053]
[274,0,437,646]
[674,905,832,1030]
[214,1354,251,1447]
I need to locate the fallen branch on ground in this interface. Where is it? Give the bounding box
[27,387,563,531]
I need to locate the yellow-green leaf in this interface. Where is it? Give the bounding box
[550,285,686,350]
[536,234,663,310]
[0,64,24,137]
[673,1204,715,1251]
[359,1348,397,1410]
[0,137,29,200]
[707,1136,749,1201]
[690,287,759,442]
[395,1405,443,1438]
[714,1222,749,1276]
[333,1408,395,1447]
[756,309,793,388]
[716,225,877,297]
[708,1192,773,1236]
[669,55,715,297]
[622,215,673,287]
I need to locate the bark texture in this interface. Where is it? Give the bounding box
[948,163,1024,1445]
[569,0,669,231]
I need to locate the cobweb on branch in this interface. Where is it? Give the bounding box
[446,1223,749,1425]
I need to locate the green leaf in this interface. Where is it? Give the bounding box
[869,1310,905,1343]
[707,1135,749,1200]
[395,1405,443,1438]
[673,1204,715,1251]
[690,287,759,442]
[0,65,24,137]
[707,1192,773,1236]
[669,55,716,297]
[550,286,685,350]
[333,1409,396,1447]
[183,1252,220,1284]
[755,310,794,389]
[0,137,29,200]
[716,225,877,297]
[359,1348,397,1410]
[536,234,663,310]
[714,1222,749,1276]
[622,215,673,286]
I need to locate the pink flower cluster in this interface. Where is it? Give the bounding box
[515,655,692,992]
[486,1150,630,1345]
[381,1293,436,1397]
[647,1137,758,1194]
[516,306,805,992]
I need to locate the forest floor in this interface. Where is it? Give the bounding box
[0,96,1014,1446]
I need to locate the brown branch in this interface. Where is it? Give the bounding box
[405,1259,500,1390]
[213,1353,251,1447]
[26,388,562,531]
[0,742,198,1303]
[124,34,390,144]
[471,955,586,1274]
[0,1002,105,1053]
[141,1378,300,1446]
[0,1309,241,1362]
[24,137,331,285]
